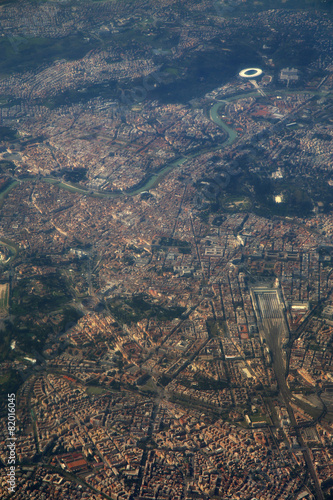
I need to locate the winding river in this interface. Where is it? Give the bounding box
[2,88,329,201]
[39,100,238,198]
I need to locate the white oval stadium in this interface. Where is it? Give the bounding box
[239,68,263,78]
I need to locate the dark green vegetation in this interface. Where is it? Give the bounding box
[150,42,262,104]
[313,133,332,142]
[8,272,82,355]
[0,34,100,76]
[0,0,18,5]
[179,374,228,391]
[0,283,9,311]
[158,237,190,248]
[38,81,120,109]
[34,40,259,108]
[0,0,323,116]
[0,369,21,401]
[0,126,17,141]
[107,294,185,324]
[207,319,226,338]
[11,274,71,316]
[0,160,16,174]
[110,23,180,50]
[0,182,20,212]
[250,175,313,217]
[228,0,333,14]
[55,168,88,183]
[195,148,332,216]
[152,237,192,255]
[273,42,318,70]
[0,329,13,363]
[36,40,250,109]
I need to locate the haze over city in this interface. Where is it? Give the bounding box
[0,0,333,499]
